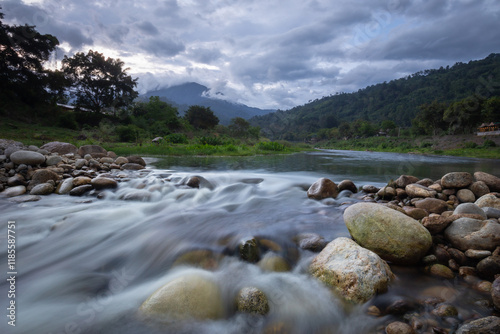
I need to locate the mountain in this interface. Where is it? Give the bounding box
[142,82,275,125]
[250,53,500,140]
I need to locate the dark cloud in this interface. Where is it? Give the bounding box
[136,21,159,36]
[140,37,185,57]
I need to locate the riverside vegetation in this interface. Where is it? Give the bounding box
[1,138,500,333]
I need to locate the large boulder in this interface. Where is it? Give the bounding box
[474,171,500,192]
[344,202,432,265]
[91,177,118,190]
[78,145,107,158]
[441,172,474,189]
[455,316,500,334]
[475,194,500,209]
[28,169,58,191]
[126,155,146,167]
[453,203,487,219]
[444,218,500,251]
[10,150,45,166]
[395,175,419,188]
[40,142,78,155]
[470,181,490,198]
[307,178,339,200]
[139,272,225,321]
[310,237,394,303]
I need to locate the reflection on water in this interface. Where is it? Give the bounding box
[0,150,498,333]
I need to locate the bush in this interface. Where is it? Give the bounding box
[463,141,478,149]
[256,141,287,151]
[57,112,78,130]
[197,136,226,146]
[483,139,497,148]
[166,133,188,144]
[420,142,432,148]
[116,125,139,142]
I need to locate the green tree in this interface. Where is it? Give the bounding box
[482,96,500,122]
[412,101,448,135]
[444,96,483,134]
[62,50,138,113]
[184,105,219,129]
[228,117,252,137]
[0,9,60,105]
[131,96,180,130]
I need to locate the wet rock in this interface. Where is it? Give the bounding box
[395,175,420,188]
[476,255,500,281]
[475,280,492,293]
[307,178,339,200]
[448,248,467,265]
[403,206,428,220]
[362,184,379,193]
[432,303,458,317]
[492,277,500,310]
[172,250,220,270]
[28,169,59,191]
[30,183,54,195]
[69,184,93,196]
[139,272,225,321]
[7,174,25,186]
[8,194,41,203]
[459,266,478,277]
[455,316,500,334]
[385,299,415,315]
[484,207,500,219]
[414,198,449,214]
[258,253,290,272]
[453,203,487,219]
[119,190,152,201]
[56,177,74,195]
[457,189,475,203]
[434,245,451,264]
[78,145,107,158]
[474,171,500,192]
[236,287,270,315]
[10,150,45,165]
[114,157,129,165]
[465,250,492,260]
[126,155,146,167]
[441,172,474,189]
[338,179,357,193]
[405,184,437,198]
[422,216,451,234]
[295,233,327,252]
[470,181,490,198]
[122,163,145,170]
[73,176,92,186]
[344,202,432,265]
[444,218,500,251]
[475,194,500,209]
[423,254,438,265]
[40,142,78,155]
[385,321,414,334]
[426,264,455,279]
[377,186,396,200]
[310,237,394,303]
[239,237,260,263]
[1,185,26,197]
[91,177,118,190]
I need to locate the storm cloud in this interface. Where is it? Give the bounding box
[2,0,499,109]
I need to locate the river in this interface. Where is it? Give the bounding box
[1,150,499,334]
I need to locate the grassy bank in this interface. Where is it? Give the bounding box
[319,135,500,159]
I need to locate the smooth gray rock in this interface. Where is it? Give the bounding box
[40,142,78,155]
[457,188,475,203]
[10,150,45,165]
[45,155,62,166]
[69,184,93,196]
[30,183,55,195]
[453,203,487,219]
[444,218,500,251]
[307,178,339,200]
[441,172,474,188]
[56,177,74,194]
[405,183,436,198]
[0,185,26,197]
[483,207,500,219]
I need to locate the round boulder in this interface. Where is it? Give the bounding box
[453,203,487,219]
[78,145,107,158]
[56,178,74,195]
[10,150,45,166]
[474,171,500,192]
[29,169,58,190]
[455,316,500,334]
[45,155,62,166]
[405,184,436,198]
[236,287,269,315]
[344,202,432,265]
[338,180,357,193]
[414,198,449,214]
[444,218,500,251]
[30,183,54,195]
[395,175,419,188]
[40,142,78,155]
[126,155,146,167]
[457,189,475,203]
[475,194,500,209]
[476,255,500,281]
[307,178,339,200]
[139,272,225,321]
[441,172,474,189]
[91,177,118,190]
[0,185,26,197]
[310,237,394,303]
[470,181,490,198]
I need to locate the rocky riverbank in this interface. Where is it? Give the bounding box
[0,139,148,201]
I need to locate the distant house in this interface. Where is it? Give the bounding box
[57,103,92,113]
[477,122,500,136]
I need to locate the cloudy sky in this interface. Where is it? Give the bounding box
[2,0,500,109]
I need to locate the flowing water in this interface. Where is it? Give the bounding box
[1,150,499,334]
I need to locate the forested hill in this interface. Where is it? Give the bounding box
[250,53,500,140]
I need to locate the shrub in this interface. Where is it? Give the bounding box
[420,142,432,148]
[166,133,188,144]
[57,112,78,130]
[483,139,497,148]
[256,141,286,151]
[463,142,478,149]
[197,136,226,146]
[116,125,139,142]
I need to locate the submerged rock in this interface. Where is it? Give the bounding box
[307,178,339,200]
[139,272,225,322]
[236,287,270,315]
[258,252,290,272]
[310,237,394,303]
[344,202,432,265]
[239,237,260,263]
